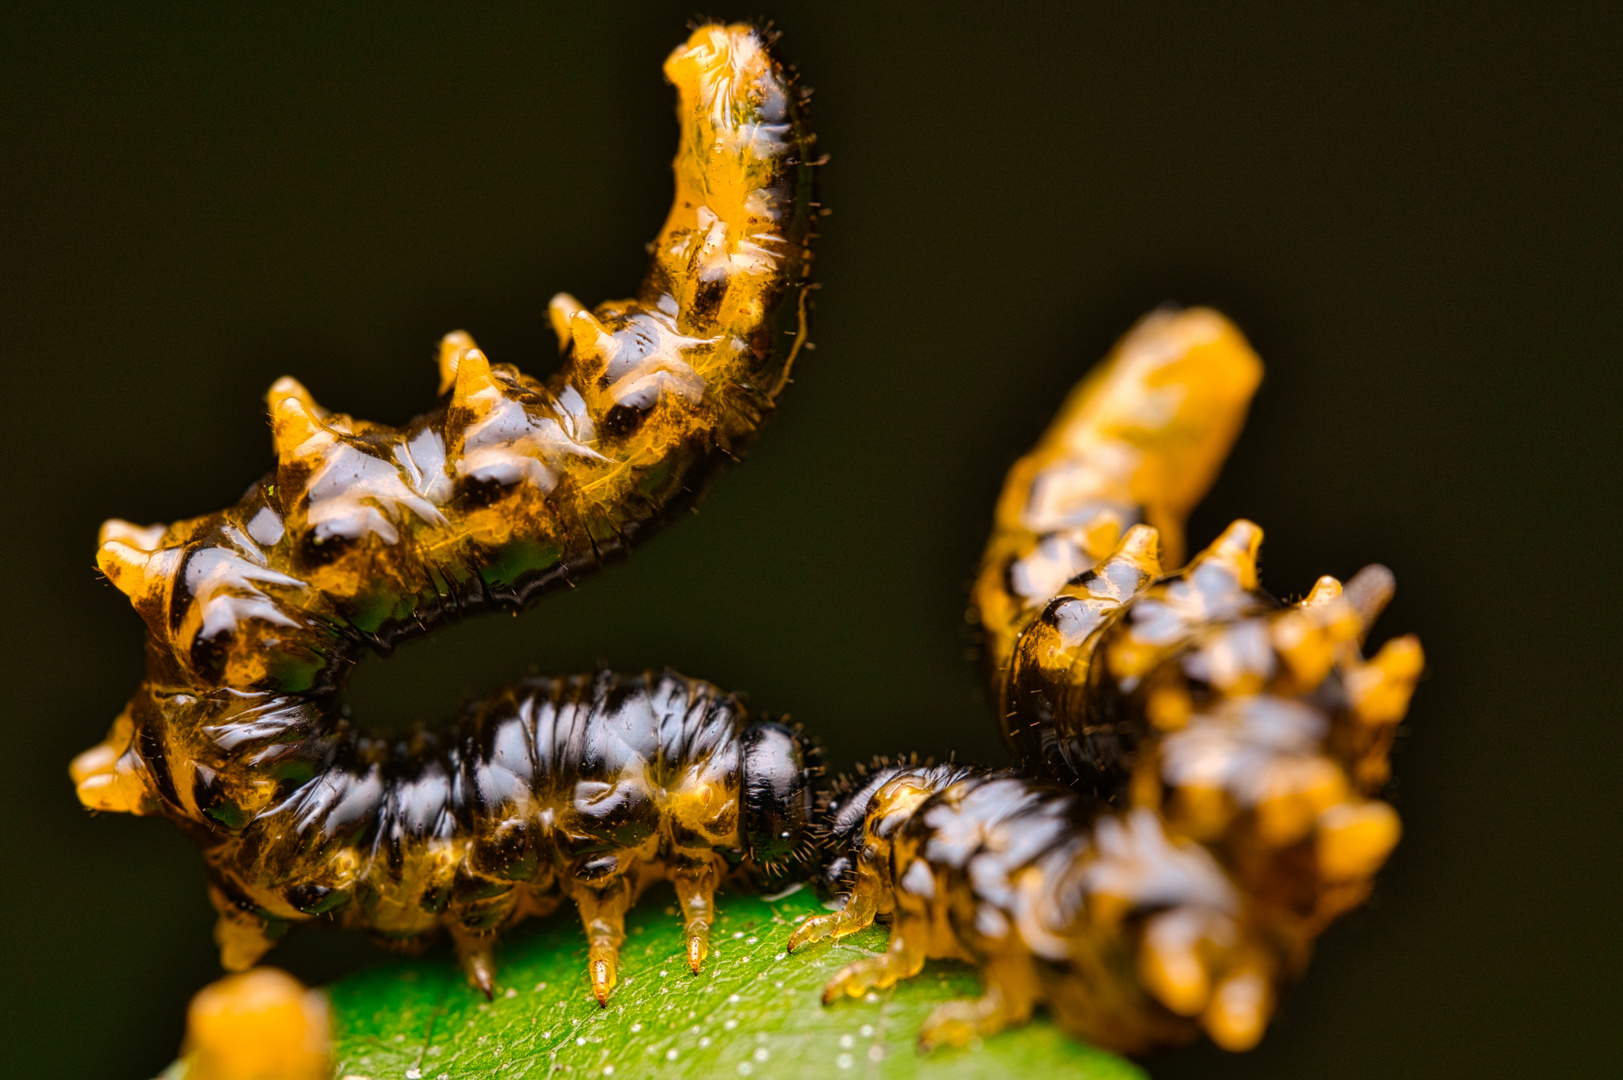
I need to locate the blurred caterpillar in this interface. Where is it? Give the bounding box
[789,309,1423,1053]
[175,968,331,1080]
[70,23,819,1004]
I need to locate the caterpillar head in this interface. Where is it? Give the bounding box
[811,758,980,898]
[812,761,905,897]
[738,721,821,882]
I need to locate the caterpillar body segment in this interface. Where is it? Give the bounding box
[793,633,1416,1059]
[973,306,1263,724]
[212,669,819,1001]
[791,763,1278,1053]
[1093,523,1417,920]
[72,23,819,1000]
[953,479,1421,1052]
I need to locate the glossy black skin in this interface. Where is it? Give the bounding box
[817,763,1096,901]
[814,766,898,896]
[213,669,820,941]
[741,722,818,869]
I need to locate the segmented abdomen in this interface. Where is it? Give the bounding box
[215,670,804,943]
[802,764,1257,1052]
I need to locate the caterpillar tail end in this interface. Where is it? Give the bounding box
[973,307,1264,701]
[657,22,812,349]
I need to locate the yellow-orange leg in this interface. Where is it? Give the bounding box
[820,919,928,1004]
[788,891,878,953]
[673,861,720,974]
[788,864,884,953]
[209,885,281,972]
[917,955,1039,1052]
[451,927,498,999]
[574,880,631,1006]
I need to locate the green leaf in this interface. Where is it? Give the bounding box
[171,885,1145,1080]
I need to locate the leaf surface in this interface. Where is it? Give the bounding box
[175,886,1145,1080]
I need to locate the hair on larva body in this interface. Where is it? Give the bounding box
[71,23,820,1004]
[788,309,1423,1055]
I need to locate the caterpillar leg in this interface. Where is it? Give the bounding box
[788,858,888,952]
[574,880,632,1006]
[820,917,929,1004]
[451,927,498,1000]
[917,956,1040,1053]
[209,885,284,972]
[672,861,719,974]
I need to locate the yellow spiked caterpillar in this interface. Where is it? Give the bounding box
[786,308,1422,1054]
[73,23,819,1003]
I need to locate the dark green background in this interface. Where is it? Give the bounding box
[3,2,1617,1077]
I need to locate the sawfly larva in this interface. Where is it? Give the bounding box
[788,309,1422,1054]
[71,22,819,1004]
[972,306,1420,811]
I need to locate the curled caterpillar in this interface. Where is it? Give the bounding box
[70,23,818,1003]
[787,309,1422,1054]
[972,305,1420,806]
[973,305,1264,731]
